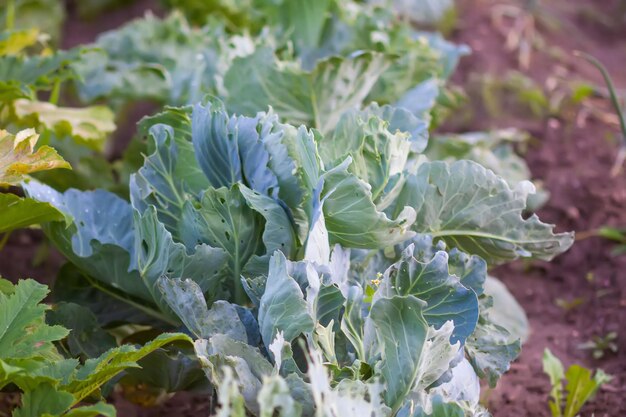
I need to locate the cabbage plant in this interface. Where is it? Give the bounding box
[25,99,573,415]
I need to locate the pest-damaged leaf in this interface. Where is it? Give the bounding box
[224,48,391,134]
[23,181,228,320]
[195,335,274,414]
[395,160,574,263]
[320,108,413,205]
[374,245,479,344]
[483,276,529,344]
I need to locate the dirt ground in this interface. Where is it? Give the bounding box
[1,0,625,416]
[451,0,626,415]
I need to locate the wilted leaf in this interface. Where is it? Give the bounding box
[12,100,115,150]
[0,128,69,186]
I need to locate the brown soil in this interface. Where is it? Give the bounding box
[451,0,626,415]
[2,0,625,416]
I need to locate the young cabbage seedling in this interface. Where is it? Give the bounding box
[578,332,619,360]
[542,348,612,417]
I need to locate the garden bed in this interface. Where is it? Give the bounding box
[1,0,625,416]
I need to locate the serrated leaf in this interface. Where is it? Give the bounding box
[0,357,79,392]
[122,347,207,394]
[0,128,69,186]
[0,279,68,361]
[62,402,116,417]
[396,160,573,263]
[12,383,74,417]
[62,333,191,405]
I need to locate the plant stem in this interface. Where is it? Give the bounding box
[5,0,15,30]
[0,232,11,251]
[49,79,61,105]
[83,274,180,327]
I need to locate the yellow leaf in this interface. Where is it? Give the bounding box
[12,100,116,150]
[0,29,39,56]
[0,129,70,186]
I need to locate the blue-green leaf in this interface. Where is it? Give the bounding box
[395,161,574,263]
[368,295,428,412]
[258,252,314,352]
[159,278,246,342]
[322,158,416,249]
